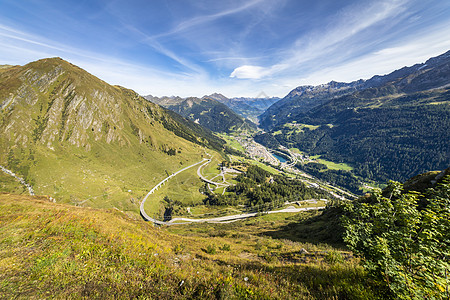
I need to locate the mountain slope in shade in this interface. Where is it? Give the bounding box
[260,50,450,130]
[259,81,364,129]
[0,58,224,214]
[256,50,450,182]
[147,94,256,133]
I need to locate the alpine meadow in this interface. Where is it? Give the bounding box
[1,1,449,299]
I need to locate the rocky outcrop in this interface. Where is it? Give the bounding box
[0,59,146,152]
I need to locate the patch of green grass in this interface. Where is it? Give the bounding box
[289,148,304,154]
[200,155,222,179]
[283,123,320,133]
[213,186,226,195]
[217,133,246,153]
[273,130,283,135]
[188,205,215,215]
[252,161,282,174]
[310,155,354,171]
[295,200,328,208]
[316,159,353,171]
[144,165,206,217]
[0,172,26,194]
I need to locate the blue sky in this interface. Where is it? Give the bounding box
[1,0,449,97]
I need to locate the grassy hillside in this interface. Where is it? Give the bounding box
[0,172,26,194]
[0,193,380,299]
[0,58,224,216]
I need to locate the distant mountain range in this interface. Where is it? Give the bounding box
[0,58,224,210]
[146,94,257,133]
[257,50,450,182]
[207,93,280,124]
[260,50,450,129]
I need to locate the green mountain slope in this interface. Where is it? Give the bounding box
[260,50,450,130]
[259,81,364,130]
[148,95,256,133]
[257,51,450,182]
[273,88,449,182]
[0,58,224,215]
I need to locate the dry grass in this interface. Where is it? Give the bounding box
[0,193,381,299]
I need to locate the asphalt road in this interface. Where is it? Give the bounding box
[140,157,327,226]
[166,206,325,224]
[140,158,208,225]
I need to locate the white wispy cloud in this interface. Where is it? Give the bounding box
[230,0,410,80]
[0,23,211,96]
[152,0,267,39]
[0,24,158,73]
[289,21,450,87]
[230,65,269,79]
[121,24,206,76]
[1,0,449,99]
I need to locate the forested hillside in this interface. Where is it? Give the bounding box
[147,95,256,133]
[256,51,450,182]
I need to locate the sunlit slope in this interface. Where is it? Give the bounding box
[0,58,224,214]
[0,193,378,299]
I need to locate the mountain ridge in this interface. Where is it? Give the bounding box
[207,93,280,123]
[260,50,450,129]
[0,57,224,212]
[256,50,450,182]
[146,94,256,133]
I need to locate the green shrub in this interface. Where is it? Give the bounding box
[220,243,231,251]
[342,178,450,299]
[324,251,344,264]
[205,244,216,254]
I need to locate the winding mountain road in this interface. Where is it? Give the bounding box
[140,158,208,225]
[166,206,325,224]
[140,156,326,225]
[196,159,228,187]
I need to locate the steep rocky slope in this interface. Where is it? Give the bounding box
[260,50,450,129]
[0,58,223,214]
